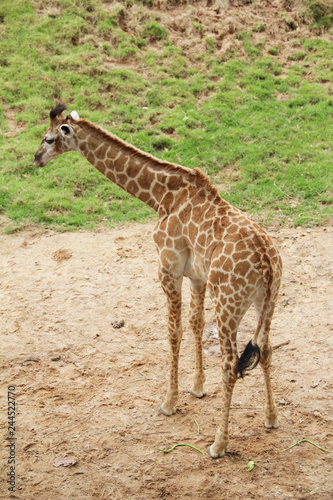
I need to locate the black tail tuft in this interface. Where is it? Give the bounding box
[236,340,261,378]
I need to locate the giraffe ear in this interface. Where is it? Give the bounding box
[70,110,79,120]
[60,124,71,136]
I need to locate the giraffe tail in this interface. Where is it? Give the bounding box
[236,340,261,378]
[236,281,271,378]
[236,247,273,379]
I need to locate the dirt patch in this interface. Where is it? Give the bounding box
[0,221,332,499]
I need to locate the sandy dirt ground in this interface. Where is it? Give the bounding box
[0,220,332,499]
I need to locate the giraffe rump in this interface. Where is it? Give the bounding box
[236,340,261,378]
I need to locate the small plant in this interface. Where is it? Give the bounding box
[152,135,174,152]
[143,21,167,41]
[283,15,298,31]
[253,22,266,33]
[238,32,265,58]
[306,0,333,29]
[205,36,215,53]
[98,16,117,34]
[288,51,306,61]
[102,43,111,57]
[268,46,279,56]
[191,21,204,36]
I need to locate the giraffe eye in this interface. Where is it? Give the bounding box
[45,138,55,145]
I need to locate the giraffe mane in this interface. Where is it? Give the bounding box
[75,118,220,199]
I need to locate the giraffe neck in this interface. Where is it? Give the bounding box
[72,119,219,216]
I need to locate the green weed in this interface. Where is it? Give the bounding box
[143,21,167,41]
[268,46,279,56]
[305,0,333,29]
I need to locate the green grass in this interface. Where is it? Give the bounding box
[0,0,332,230]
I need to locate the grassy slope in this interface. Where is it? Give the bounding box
[0,0,332,231]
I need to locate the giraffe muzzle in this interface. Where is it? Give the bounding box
[33,153,45,167]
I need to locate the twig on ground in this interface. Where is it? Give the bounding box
[157,443,204,455]
[281,439,333,453]
[273,340,290,350]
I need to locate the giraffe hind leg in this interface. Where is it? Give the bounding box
[258,341,279,429]
[254,293,279,429]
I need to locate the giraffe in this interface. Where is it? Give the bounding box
[34,104,282,458]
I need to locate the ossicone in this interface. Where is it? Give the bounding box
[50,103,67,120]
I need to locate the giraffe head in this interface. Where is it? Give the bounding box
[33,104,80,167]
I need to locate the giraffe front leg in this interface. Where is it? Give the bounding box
[188,279,206,399]
[158,273,183,417]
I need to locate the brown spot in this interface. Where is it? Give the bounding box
[126,180,139,194]
[96,161,106,174]
[108,147,122,160]
[161,248,178,263]
[95,145,107,160]
[230,275,247,289]
[228,318,236,330]
[117,174,128,186]
[197,233,206,248]
[154,230,166,247]
[192,191,207,209]
[106,171,116,183]
[140,191,151,203]
[167,175,186,191]
[167,215,182,238]
[247,270,259,285]
[234,251,251,261]
[80,142,88,154]
[224,242,234,255]
[234,260,250,276]
[228,224,239,234]
[138,171,154,191]
[87,152,95,164]
[161,192,174,212]
[226,304,235,314]
[179,205,191,224]
[249,254,259,264]
[153,182,165,203]
[174,237,186,251]
[235,240,247,252]
[188,221,198,241]
[223,257,234,273]
[268,246,277,258]
[200,219,213,233]
[126,161,139,179]
[192,205,205,224]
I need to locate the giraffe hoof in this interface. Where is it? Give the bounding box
[207,445,225,459]
[158,405,176,417]
[265,419,279,429]
[189,390,206,399]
